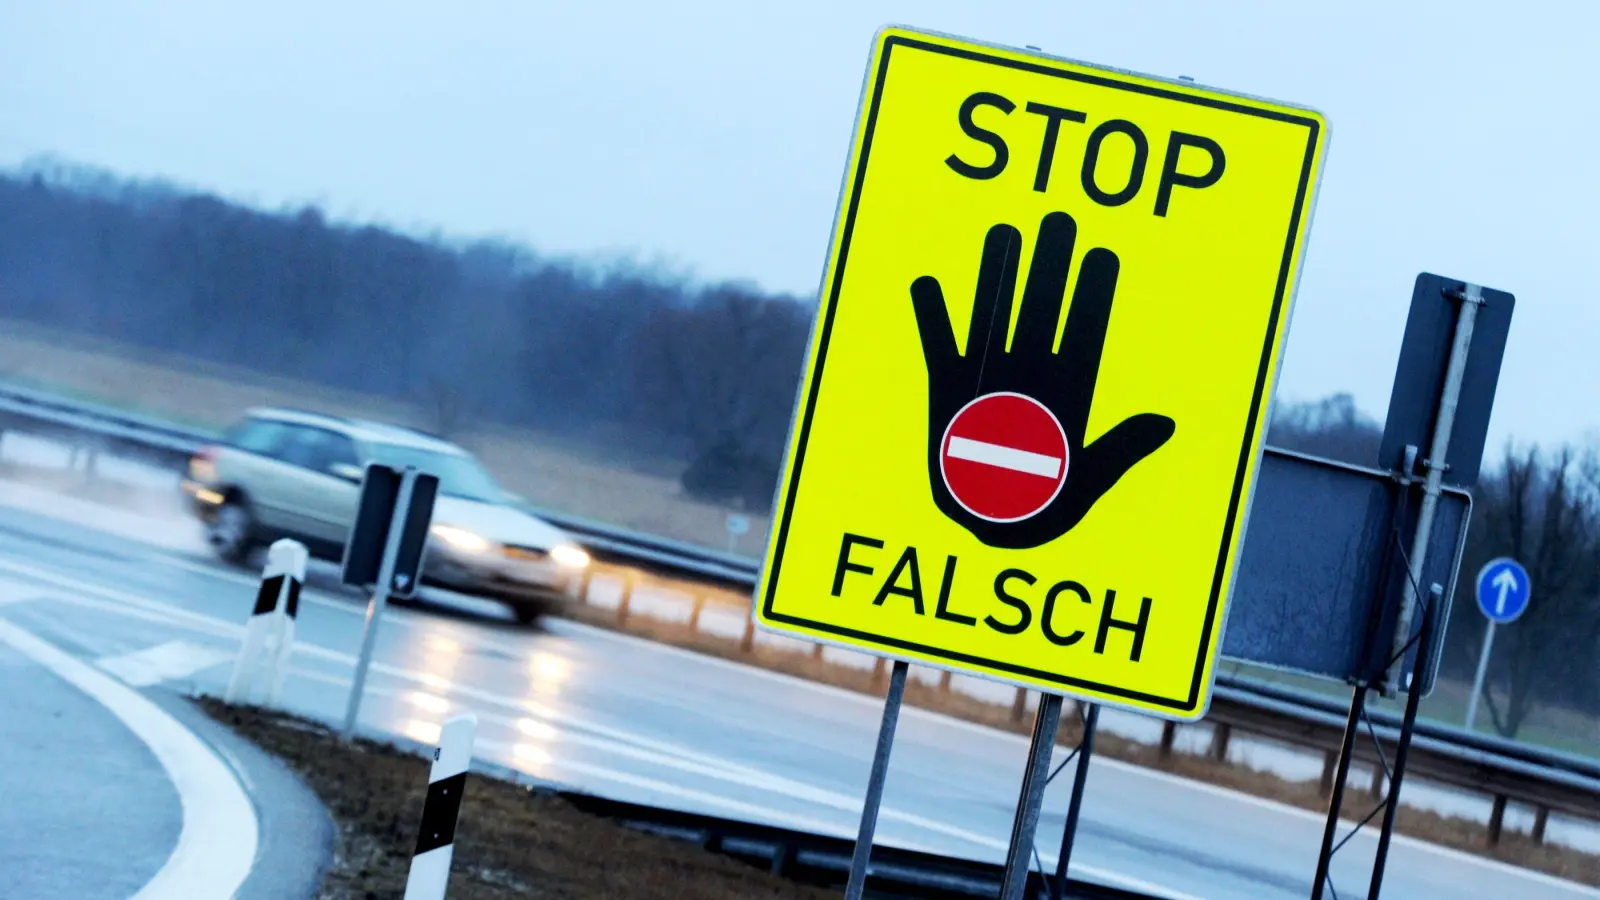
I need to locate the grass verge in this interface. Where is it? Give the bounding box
[198,698,831,900]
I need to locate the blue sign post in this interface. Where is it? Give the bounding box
[1466,558,1531,729]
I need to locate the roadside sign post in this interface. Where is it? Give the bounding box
[1382,284,1485,694]
[404,713,478,900]
[1310,275,1516,900]
[753,25,1327,892]
[1000,694,1063,900]
[341,463,440,739]
[725,513,751,552]
[1465,558,1531,730]
[226,538,308,707]
[842,658,909,900]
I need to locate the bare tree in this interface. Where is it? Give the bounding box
[1467,444,1600,738]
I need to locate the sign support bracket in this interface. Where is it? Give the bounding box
[1311,582,1442,900]
[1049,702,1100,899]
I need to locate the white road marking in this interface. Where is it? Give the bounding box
[555,620,1600,897]
[0,565,1208,899]
[946,435,1061,478]
[0,620,258,900]
[1,555,1596,897]
[98,640,235,687]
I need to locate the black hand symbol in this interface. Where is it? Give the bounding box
[911,211,1174,549]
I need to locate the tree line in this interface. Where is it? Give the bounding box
[0,163,1594,740]
[0,162,806,510]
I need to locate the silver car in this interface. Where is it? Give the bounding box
[181,408,590,622]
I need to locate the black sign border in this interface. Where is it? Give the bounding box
[761,34,1323,714]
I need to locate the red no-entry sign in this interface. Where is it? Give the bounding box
[939,392,1069,522]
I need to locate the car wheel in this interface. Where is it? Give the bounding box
[208,498,258,566]
[508,595,553,625]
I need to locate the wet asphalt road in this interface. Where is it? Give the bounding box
[0,639,178,899]
[0,501,1593,900]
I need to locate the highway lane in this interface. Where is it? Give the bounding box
[0,499,1593,900]
[0,637,180,900]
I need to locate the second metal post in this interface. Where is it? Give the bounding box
[843,658,910,900]
[342,467,416,739]
[1000,693,1064,900]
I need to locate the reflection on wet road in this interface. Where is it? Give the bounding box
[0,500,1593,900]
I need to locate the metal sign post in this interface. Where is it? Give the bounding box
[999,693,1063,900]
[725,513,751,552]
[843,658,909,900]
[340,464,439,739]
[1383,284,1484,694]
[342,467,416,739]
[1310,274,1515,900]
[1466,558,1531,730]
[1465,623,1497,731]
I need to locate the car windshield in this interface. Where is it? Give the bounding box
[362,443,505,503]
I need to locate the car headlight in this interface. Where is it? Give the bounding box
[550,543,591,569]
[431,524,492,554]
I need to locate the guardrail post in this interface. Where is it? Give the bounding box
[577,568,594,605]
[812,642,824,662]
[1209,722,1232,762]
[770,840,798,877]
[1532,805,1549,844]
[871,656,886,687]
[740,617,755,653]
[687,595,705,632]
[1159,721,1177,760]
[1010,687,1027,723]
[1319,749,1338,797]
[938,670,952,693]
[616,572,635,625]
[1487,794,1508,846]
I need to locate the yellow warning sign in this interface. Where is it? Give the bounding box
[754,27,1327,719]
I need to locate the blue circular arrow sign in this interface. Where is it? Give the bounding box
[1475,557,1531,624]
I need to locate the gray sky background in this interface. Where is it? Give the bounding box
[1,1,1594,452]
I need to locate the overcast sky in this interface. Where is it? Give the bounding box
[1,1,1594,451]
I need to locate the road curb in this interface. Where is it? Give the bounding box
[154,690,336,900]
[0,620,258,899]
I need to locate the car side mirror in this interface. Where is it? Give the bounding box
[329,462,364,483]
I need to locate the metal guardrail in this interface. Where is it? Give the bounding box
[1,383,1597,856]
[557,791,1158,900]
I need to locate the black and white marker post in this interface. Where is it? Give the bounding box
[842,658,910,900]
[404,713,478,900]
[340,463,440,739]
[226,538,308,706]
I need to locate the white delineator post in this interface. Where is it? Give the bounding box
[225,539,309,705]
[405,714,478,900]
